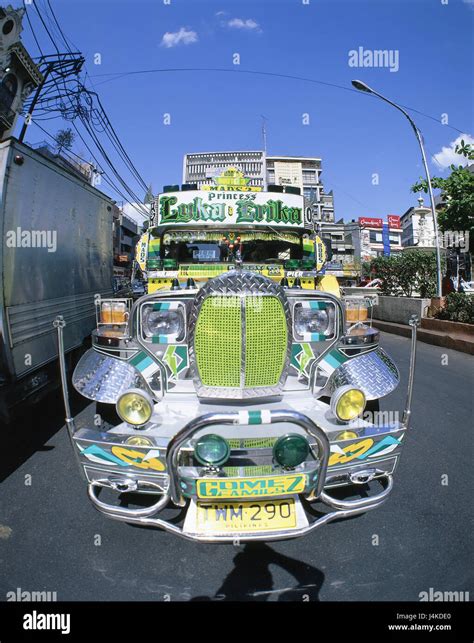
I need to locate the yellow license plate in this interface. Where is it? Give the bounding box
[196,474,306,499]
[196,498,297,533]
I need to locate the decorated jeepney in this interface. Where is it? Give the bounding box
[54,173,419,542]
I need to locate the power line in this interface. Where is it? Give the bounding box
[90,66,467,135]
[21,1,149,216]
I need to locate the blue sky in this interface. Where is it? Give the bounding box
[17,0,473,222]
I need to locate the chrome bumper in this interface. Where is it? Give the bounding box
[53,314,419,542]
[87,473,393,543]
[83,408,393,543]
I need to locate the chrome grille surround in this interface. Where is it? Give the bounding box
[188,271,292,399]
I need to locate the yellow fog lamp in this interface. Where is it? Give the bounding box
[116,389,154,427]
[336,430,358,441]
[331,386,366,422]
[125,436,154,447]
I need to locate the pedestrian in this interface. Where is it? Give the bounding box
[441,271,455,296]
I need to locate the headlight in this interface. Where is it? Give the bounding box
[273,434,309,469]
[195,434,230,467]
[293,301,335,340]
[141,302,185,341]
[116,388,154,426]
[331,386,366,422]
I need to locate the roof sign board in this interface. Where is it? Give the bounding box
[156,190,305,228]
[359,217,383,228]
[387,214,401,229]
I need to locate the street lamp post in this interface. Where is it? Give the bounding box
[351,80,443,297]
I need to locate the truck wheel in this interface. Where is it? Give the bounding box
[96,402,120,427]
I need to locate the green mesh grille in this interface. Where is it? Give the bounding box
[223,465,275,477]
[227,437,277,449]
[245,296,287,387]
[194,294,287,390]
[194,296,242,387]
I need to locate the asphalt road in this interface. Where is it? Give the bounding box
[0,333,472,602]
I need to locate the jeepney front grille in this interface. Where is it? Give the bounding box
[190,271,291,399]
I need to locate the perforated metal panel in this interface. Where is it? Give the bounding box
[245,296,287,387]
[194,296,241,387]
[189,271,291,399]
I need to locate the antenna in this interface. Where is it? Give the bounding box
[261,115,267,155]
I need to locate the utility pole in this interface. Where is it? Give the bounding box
[19,53,85,143]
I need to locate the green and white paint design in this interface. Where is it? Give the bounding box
[236,410,272,425]
[162,345,189,379]
[129,351,160,380]
[291,343,315,376]
[318,349,350,375]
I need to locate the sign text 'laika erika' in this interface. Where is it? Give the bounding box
[156,190,304,227]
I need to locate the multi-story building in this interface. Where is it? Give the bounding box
[183,151,265,189]
[347,215,403,264]
[0,6,42,140]
[112,205,140,277]
[318,219,357,278]
[265,155,335,223]
[182,151,335,224]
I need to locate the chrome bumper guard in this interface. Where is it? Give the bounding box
[54,314,418,543]
[85,409,394,543]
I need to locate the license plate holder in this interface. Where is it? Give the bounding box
[184,496,308,535]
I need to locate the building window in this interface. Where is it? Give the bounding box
[0,73,18,110]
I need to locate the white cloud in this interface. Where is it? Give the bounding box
[462,0,474,7]
[433,133,474,170]
[227,18,262,32]
[161,27,198,48]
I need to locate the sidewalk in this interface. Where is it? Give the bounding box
[373,318,474,355]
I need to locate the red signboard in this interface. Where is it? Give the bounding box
[388,214,401,229]
[359,217,383,228]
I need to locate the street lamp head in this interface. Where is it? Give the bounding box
[351,79,373,94]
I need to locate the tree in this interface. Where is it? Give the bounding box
[411,141,474,252]
[144,184,154,204]
[54,128,75,155]
[369,251,440,298]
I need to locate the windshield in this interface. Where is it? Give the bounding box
[161,229,307,264]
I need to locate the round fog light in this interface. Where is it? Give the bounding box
[273,434,309,469]
[195,434,230,467]
[116,388,153,426]
[331,386,366,422]
[125,436,153,447]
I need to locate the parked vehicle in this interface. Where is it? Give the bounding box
[0,138,114,422]
[56,185,419,542]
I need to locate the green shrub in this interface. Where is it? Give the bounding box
[436,292,474,324]
[369,251,439,298]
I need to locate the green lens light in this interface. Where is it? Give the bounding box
[195,434,230,467]
[273,434,309,469]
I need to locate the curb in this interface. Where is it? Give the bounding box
[373,320,474,355]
